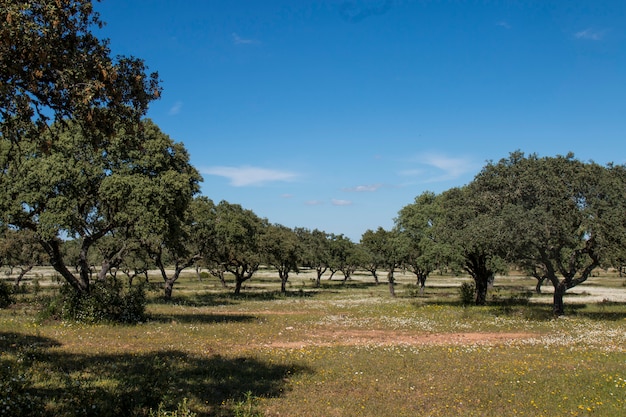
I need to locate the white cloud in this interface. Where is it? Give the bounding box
[232,33,259,45]
[574,28,606,41]
[422,153,476,181]
[168,101,183,115]
[496,21,511,29]
[332,199,353,206]
[406,153,478,183]
[398,168,424,177]
[203,166,298,186]
[305,200,324,206]
[343,184,382,192]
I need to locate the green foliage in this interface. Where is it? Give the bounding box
[0,280,14,308]
[0,118,200,298]
[1,0,160,145]
[0,360,41,416]
[45,278,146,324]
[232,391,264,417]
[459,282,475,305]
[149,398,197,417]
[211,201,267,294]
[471,152,626,314]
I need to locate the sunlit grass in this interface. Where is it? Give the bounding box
[1,270,625,416]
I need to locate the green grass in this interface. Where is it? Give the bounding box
[1,270,625,416]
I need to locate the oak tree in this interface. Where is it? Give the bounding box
[472,152,626,315]
[1,0,160,147]
[261,224,301,293]
[0,119,200,296]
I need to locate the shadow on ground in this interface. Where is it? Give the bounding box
[149,312,259,324]
[0,331,310,417]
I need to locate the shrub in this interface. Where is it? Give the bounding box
[459,281,475,305]
[43,278,146,324]
[232,392,264,417]
[0,280,14,308]
[149,398,197,417]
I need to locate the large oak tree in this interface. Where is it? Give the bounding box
[1,0,160,147]
[472,152,626,315]
[210,201,267,295]
[0,119,200,296]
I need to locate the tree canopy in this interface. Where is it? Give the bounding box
[0,119,200,295]
[1,0,160,146]
[471,152,626,314]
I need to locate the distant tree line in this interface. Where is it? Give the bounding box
[2,0,625,319]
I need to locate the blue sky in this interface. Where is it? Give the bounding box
[94,0,626,241]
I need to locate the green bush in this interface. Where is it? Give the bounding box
[459,281,475,305]
[232,392,264,417]
[43,278,146,323]
[149,398,197,417]
[0,280,14,308]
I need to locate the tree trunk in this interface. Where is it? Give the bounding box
[42,238,90,295]
[416,273,427,293]
[13,266,33,290]
[315,266,326,288]
[234,277,243,295]
[464,253,491,306]
[474,277,488,306]
[535,276,545,294]
[279,270,289,293]
[216,270,227,287]
[164,279,174,299]
[388,270,396,297]
[553,282,566,316]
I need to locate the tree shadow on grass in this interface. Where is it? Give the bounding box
[0,331,61,352]
[318,280,380,290]
[226,289,319,301]
[409,297,563,321]
[149,312,259,324]
[149,292,239,308]
[568,301,626,321]
[576,311,626,320]
[1,332,310,417]
[151,289,321,307]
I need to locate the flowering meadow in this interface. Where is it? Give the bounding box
[1,270,625,416]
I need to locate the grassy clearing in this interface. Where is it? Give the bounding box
[1,270,625,416]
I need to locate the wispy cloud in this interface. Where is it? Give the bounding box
[168,101,183,115]
[421,153,477,181]
[305,200,324,206]
[332,199,353,206]
[496,21,511,29]
[203,166,298,186]
[574,28,606,41]
[343,184,382,192]
[398,168,423,177]
[232,33,259,45]
[339,0,392,23]
[402,153,478,183]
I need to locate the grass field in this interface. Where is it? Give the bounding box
[1,269,625,416]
